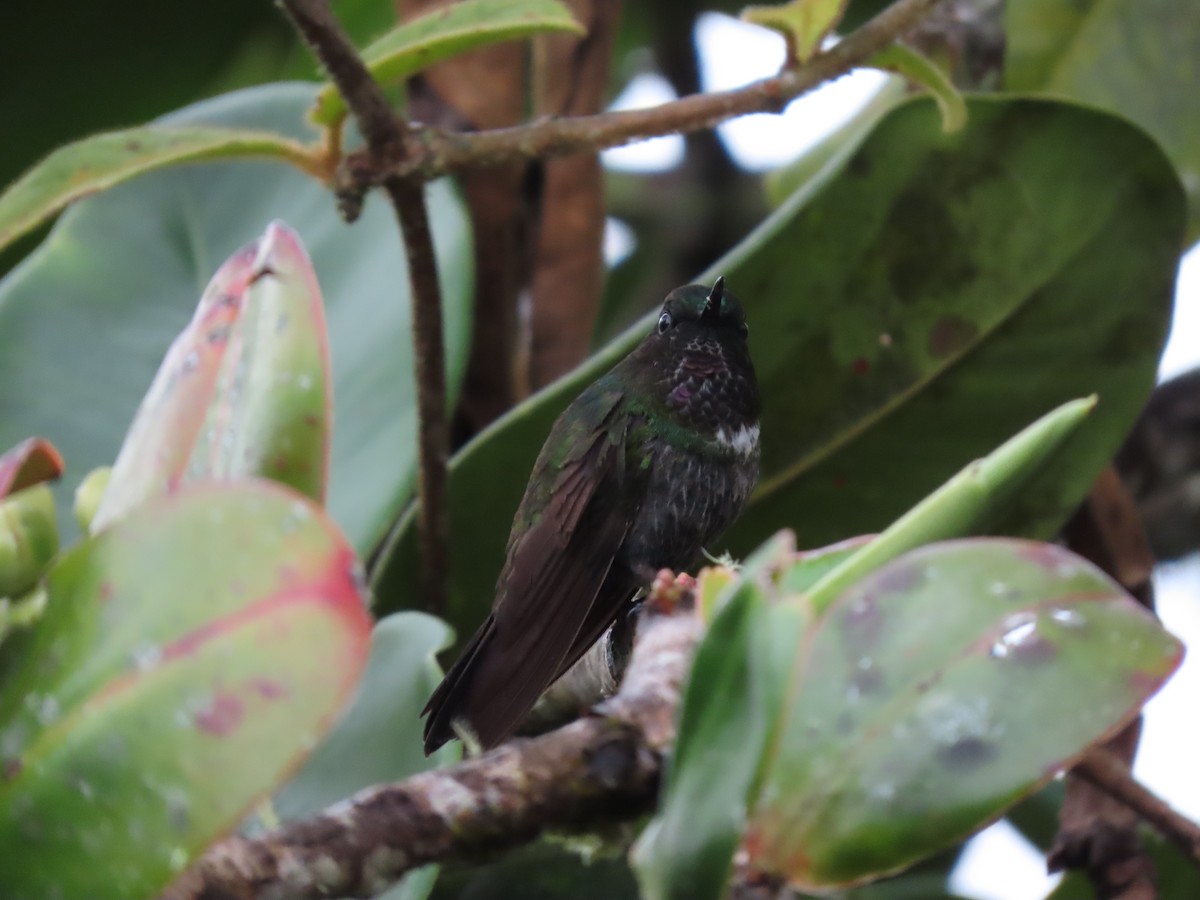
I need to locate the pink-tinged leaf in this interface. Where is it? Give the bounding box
[0,481,370,900]
[0,438,64,499]
[186,220,332,504]
[746,538,1183,890]
[89,244,258,530]
[92,221,332,531]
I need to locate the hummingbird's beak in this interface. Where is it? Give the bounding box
[702,276,725,322]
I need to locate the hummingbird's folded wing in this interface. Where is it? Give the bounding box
[423,399,645,752]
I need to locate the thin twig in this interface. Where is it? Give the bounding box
[278,0,450,614]
[352,0,943,183]
[1077,749,1200,869]
[161,608,703,900]
[388,178,450,611]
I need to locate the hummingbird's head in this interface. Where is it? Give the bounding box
[653,276,748,343]
[637,276,760,429]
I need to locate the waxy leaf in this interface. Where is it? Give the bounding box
[0,438,63,499]
[0,127,316,253]
[1007,0,1200,239]
[748,539,1182,889]
[0,481,372,899]
[93,221,332,529]
[0,83,474,554]
[312,0,584,125]
[372,98,1183,636]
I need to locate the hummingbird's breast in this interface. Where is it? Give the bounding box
[663,340,760,441]
[619,340,761,572]
[620,429,759,574]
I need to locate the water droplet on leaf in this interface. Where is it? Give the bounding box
[990,612,1038,659]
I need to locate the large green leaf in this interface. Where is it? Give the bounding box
[0,481,372,900]
[0,83,473,555]
[1006,0,1200,241]
[372,97,1183,633]
[747,539,1180,889]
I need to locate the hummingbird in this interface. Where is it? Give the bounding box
[423,277,761,754]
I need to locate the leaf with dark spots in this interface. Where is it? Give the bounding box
[250,678,288,700]
[0,481,371,900]
[194,691,245,737]
[882,191,978,305]
[937,735,996,771]
[839,593,885,648]
[928,315,979,358]
[745,537,1182,889]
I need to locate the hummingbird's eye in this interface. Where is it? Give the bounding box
[657,311,673,334]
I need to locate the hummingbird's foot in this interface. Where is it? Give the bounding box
[700,546,740,569]
[450,719,484,758]
[646,568,697,614]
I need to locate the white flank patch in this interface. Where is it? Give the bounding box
[715,422,759,457]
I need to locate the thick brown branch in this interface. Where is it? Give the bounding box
[161,608,703,900]
[1078,749,1200,869]
[279,0,450,613]
[370,0,943,182]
